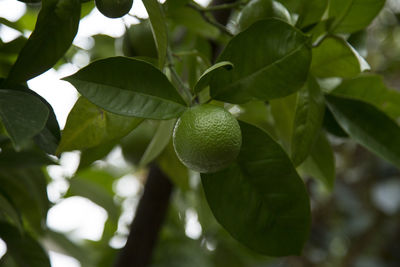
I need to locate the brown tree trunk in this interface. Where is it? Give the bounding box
[114,165,173,267]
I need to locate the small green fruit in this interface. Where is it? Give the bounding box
[173,104,242,173]
[95,0,133,18]
[122,20,158,58]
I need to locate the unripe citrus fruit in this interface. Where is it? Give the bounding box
[95,0,133,18]
[122,20,158,58]
[237,0,291,32]
[173,104,242,173]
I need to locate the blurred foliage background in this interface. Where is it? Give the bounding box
[1,0,400,266]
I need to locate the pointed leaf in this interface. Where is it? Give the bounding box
[157,141,189,191]
[66,169,120,222]
[0,223,51,267]
[270,93,298,149]
[202,122,311,256]
[327,94,400,168]
[57,97,143,154]
[63,57,187,119]
[210,19,311,103]
[280,0,328,29]
[329,0,385,34]
[332,74,400,121]
[140,119,176,166]
[143,0,168,68]
[0,168,49,232]
[300,131,335,190]
[291,77,325,166]
[311,36,370,78]
[194,61,233,93]
[78,141,117,170]
[0,80,61,155]
[0,194,22,231]
[6,0,81,84]
[0,90,49,148]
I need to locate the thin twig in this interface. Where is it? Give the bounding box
[187,3,234,37]
[193,1,245,11]
[167,48,193,105]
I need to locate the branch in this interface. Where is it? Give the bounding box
[187,2,234,37]
[193,1,245,11]
[114,165,173,267]
[167,48,193,104]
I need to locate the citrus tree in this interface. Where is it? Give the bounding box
[0,0,399,266]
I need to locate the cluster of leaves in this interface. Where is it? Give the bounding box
[0,0,399,265]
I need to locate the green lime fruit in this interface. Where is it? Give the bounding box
[122,20,158,58]
[237,0,291,32]
[173,104,242,173]
[95,0,133,18]
[121,120,156,165]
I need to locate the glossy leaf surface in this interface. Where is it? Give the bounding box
[311,37,370,78]
[7,0,81,84]
[210,19,311,103]
[63,57,187,119]
[0,90,48,148]
[291,77,325,166]
[327,94,400,168]
[57,97,142,154]
[202,122,311,256]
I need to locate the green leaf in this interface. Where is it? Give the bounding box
[78,141,117,170]
[57,97,142,154]
[0,90,49,148]
[0,223,51,267]
[210,19,311,104]
[0,81,61,155]
[201,122,311,256]
[0,149,56,168]
[63,57,187,119]
[331,74,400,121]
[326,94,400,168]
[0,168,49,232]
[0,194,22,231]
[300,131,335,190]
[66,169,120,222]
[6,0,81,84]
[194,61,233,93]
[323,107,348,137]
[157,141,189,191]
[270,93,298,149]
[291,77,325,166]
[43,230,92,266]
[311,36,370,78]
[139,119,176,166]
[329,0,386,34]
[237,0,292,33]
[143,0,168,68]
[237,101,276,136]
[286,0,328,29]
[166,7,220,39]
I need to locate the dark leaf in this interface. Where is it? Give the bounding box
[63,57,187,119]
[0,90,49,148]
[327,94,400,168]
[6,0,81,84]
[210,19,311,103]
[291,77,325,166]
[202,122,311,256]
[57,97,143,154]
